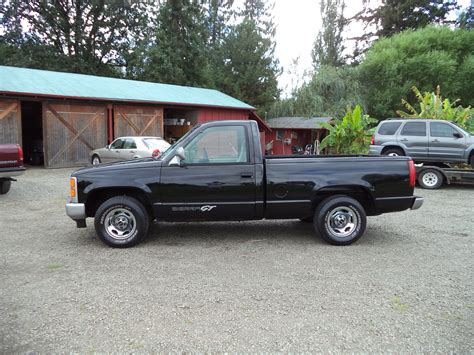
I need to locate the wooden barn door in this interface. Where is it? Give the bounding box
[0,100,22,145]
[43,103,107,168]
[113,105,163,138]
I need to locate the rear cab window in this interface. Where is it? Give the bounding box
[378,122,402,135]
[400,122,427,136]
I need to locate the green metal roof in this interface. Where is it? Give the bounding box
[0,65,254,110]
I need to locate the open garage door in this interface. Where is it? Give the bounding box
[114,105,163,138]
[0,100,22,145]
[43,103,107,168]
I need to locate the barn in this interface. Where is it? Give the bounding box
[264,117,331,155]
[0,66,270,168]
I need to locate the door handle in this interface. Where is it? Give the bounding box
[241,174,253,179]
[400,139,408,142]
[129,150,136,153]
[431,139,439,143]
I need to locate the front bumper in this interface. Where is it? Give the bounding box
[65,203,87,228]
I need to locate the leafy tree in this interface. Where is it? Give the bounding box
[349,0,458,60]
[320,105,377,154]
[457,4,474,30]
[0,0,149,76]
[357,26,474,120]
[268,65,363,119]
[312,0,346,68]
[216,19,279,114]
[397,86,474,132]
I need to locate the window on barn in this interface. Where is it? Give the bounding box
[276,130,284,141]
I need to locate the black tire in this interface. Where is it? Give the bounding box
[313,195,367,246]
[382,148,404,157]
[470,155,474,169]
[0,180,11,194]
[91,155,101,166]
[417,169,443,189]
[300,217,313,223]
[94,196,149,248]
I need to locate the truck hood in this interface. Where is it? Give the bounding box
[72,158,163,177]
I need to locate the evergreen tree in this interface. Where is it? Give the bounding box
[217,19,279,114]
[142,0,211,87]
[0,0,149,76]
[312,0,346,68]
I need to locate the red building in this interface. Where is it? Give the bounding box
[0,66,270,168]
[264,117,331,155]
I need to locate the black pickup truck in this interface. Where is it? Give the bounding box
[66,120,423,247]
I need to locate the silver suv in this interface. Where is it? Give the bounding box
[370,119,474,168]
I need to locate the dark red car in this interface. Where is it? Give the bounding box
[0,144,25,194]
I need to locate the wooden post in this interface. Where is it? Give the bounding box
[107,104,113,143]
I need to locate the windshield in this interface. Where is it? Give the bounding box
[158,124,201,160]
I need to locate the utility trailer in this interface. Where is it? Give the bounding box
[416,164,474,189]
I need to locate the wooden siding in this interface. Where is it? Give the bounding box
[43,103,107,168]
[197,108,248,122]
[114,105,164,138]
[0,99,21,145]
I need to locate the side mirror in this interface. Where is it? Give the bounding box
[453,132,463,139]
[169,147,186,167]
[175,147,185,160]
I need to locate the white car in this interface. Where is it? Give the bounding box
[90,136,171,165]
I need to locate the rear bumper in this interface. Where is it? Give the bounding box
[374,196,424,214]
[411,197,424,210]
[369,145,384,155]
[0,167,26,178]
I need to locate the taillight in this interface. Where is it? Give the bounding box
[370,135,375,145]
[17,144,24,165]
[152,149,161,158]
[408,160,416,188]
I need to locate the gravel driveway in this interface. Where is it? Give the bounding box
[0,167,472,352]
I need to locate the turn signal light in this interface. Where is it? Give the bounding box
[152,149,161,158]
[70,177,77,198]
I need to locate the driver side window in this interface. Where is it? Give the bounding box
[183,126,248,164]
[110,139,124,149]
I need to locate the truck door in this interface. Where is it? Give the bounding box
[428,121,466,162]
[158,124,257,220]
[397,121,429,159]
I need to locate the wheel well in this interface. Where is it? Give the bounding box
[85,187,152,217]
[381,145,404,154]
[312,186,376,216]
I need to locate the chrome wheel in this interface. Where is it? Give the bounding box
[422,172,438,187]
[104,208,137,240]
[92,156,101,165]
[387,152,399,156]
[325,206,359,238]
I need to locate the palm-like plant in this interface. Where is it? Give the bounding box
[320,105,376,154]
[397,86,474,132]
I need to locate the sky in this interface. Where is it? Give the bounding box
[271,0,472,95]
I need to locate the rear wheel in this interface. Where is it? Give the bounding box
[418,169,443,189]
[470,155,474,169]
[382,148,404,157]
[94,196,150,247]
[0,180,11,194]
[314,195,367,246]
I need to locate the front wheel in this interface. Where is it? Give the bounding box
[91,155,101,165]
[314,195,367,245]
[94,196,150,247]
[0,180,11,194]
[417,169,443,189]
[470,155,474,169]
